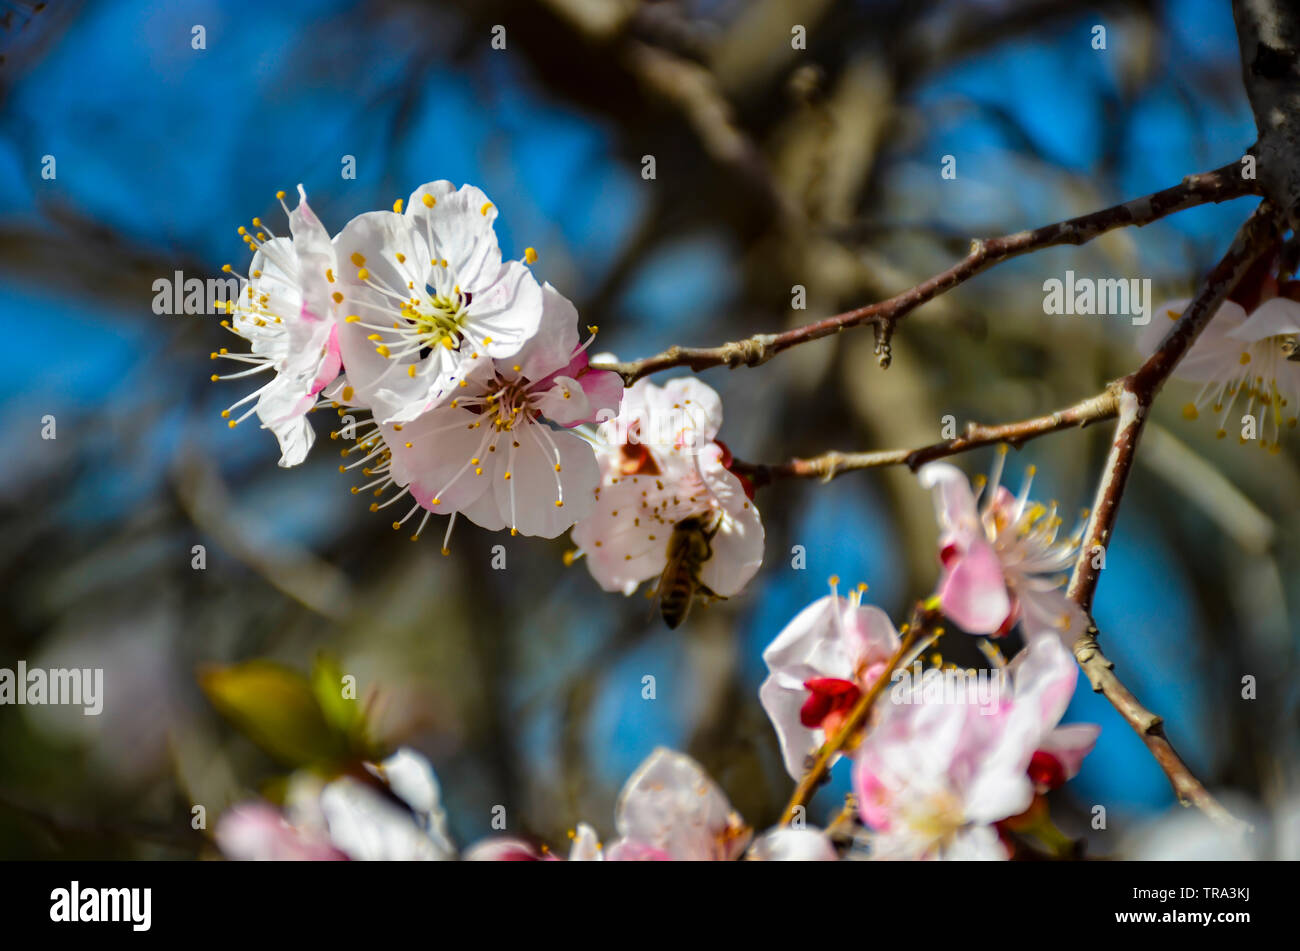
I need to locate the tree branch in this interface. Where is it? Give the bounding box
[731,385,1121,486]
[595,161,1258,384]
[1066,201,1282,830]
[1234,0,1300,227]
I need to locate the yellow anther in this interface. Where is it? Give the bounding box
[357,268,370,281]
[481,202,493,215]
[393,198,404,213]
[422,193,435,208]
[1182,403,1199,420]
[276,190,286,200]
[524,247,538,264]
[350,252,366,267]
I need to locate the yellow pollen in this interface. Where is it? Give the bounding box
[350,252,366,267]
[275,190,286,200]
[393,198,404,213]
[524,247,538,264]
[422,193,435,208]
[357,268,370,281]
[342,386,354,401]
[1240,352,1251,365]
[504,472,512,480]
[332,292,343,303]
[1182,403,1199,420]
[481,202,493,215]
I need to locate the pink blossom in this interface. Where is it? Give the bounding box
[918,454,1088,645]
[853,635,1097,860]
[759,581,900,779]
[604,748,752,861]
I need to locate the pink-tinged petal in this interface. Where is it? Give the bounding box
[603,838,671,861]
[1037,723,1100,783]
[1006,630,1079,730]
[918,462,982,535]
[462,838,546,861]
[614,748,751,861]
[939,536,1012,634]
[534,375,592,427]
[1016,585,1090,651]
[695,448,765,597]
[216,802,346,862]
[1229,295,1300,341]
[569,474,672,594]
[515,282,580,382]
[1142,300,1251,383]
[758,675,822,781]
[467,260,544,359]
[760,595,901,780]
[309,323,342,395]
[569,360,624,427]
[389,410,494,515]
[491,426,599,538]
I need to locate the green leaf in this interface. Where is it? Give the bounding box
[200,660,352,768]
[310,652,367,746]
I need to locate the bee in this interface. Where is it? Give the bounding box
[653,515,722,629]
[1279,334,1300,362]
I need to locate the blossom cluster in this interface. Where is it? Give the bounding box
[213,183,622,546]
[212,185,764,612]
[210,182,1104,862]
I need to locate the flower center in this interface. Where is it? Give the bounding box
[800,677,862,733]
[400,289,471,352]
[1028,750,1066,791]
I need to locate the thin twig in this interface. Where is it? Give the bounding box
[779,604,938,824]
[731,385,1121,486]
[594,161,1258,384]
